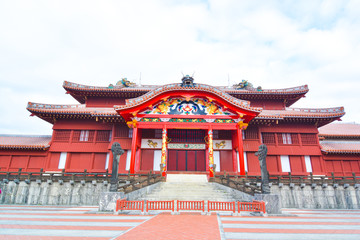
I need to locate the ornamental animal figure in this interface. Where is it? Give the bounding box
[255,144,270,194]
[215,140,226,149]
[109,142,125,192]
[147,140,158,148]
[116,78,136,88]
[233,80,262,91]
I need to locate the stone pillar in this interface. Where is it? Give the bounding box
[129,127,138,174]
[237,121,248,175]
[208,129,214,177]
[160,127,168,177]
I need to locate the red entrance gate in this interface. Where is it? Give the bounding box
[167,150,206,171]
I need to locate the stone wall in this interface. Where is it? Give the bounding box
[270,184,360,209]
[0,180,110,205]
[1,180,360,209]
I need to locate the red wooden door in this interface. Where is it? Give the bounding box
[167,150,177,171]
[187,151,196,171]
[196,151,206,171]
[167,150,206,171]
[177,151,186,171]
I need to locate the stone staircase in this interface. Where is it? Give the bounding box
[141,174,237,201]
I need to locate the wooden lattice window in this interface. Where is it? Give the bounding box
[114,125,129,138]
[301,134,318,145]
[277,133,299,145]
[217,130,232,140]
[96,130,111,142]
[168,129,206,143]
[72,130,95,142]
[53,130,71,142]
[244,127,259,140]
[261,133,276,144]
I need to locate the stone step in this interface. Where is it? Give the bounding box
[141,180,236,202]
[166,174,208,183]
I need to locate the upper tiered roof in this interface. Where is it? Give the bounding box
[63,80,308,106]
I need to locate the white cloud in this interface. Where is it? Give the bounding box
[0,0,359,135]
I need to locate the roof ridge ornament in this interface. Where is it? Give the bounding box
[233,80,262,91]
[181,74,195,88]
[108,78,137,89]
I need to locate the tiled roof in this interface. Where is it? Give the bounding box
[222,85,308,95]
[63,81,154,92]
[0,135,51,150]
[320,140,360,154]
[319,123,360,138]
[27,103,119,117]
[257,107,345,119]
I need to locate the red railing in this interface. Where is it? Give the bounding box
[208,201,235,213]
[115,199,266,214]
[146,200,175,212]
[177,200,205,212]
[116,198,144,212]
[238,201,266,213]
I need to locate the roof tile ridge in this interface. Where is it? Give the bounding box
[63,80,153,91]
[224,84,309,93]
[287,106,345,113]
[0,134,52,137]
[27,102,85,110]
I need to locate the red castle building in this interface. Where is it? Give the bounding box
[0,76,359,177]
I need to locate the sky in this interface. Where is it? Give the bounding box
[0,0,359,135]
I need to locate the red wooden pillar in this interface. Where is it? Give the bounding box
[129,127,138,174]
[232,149,238,173]
[208,128,214,177]
[237,121,248,176]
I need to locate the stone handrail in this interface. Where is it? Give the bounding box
[212,172,360,195]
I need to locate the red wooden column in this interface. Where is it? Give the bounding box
[161,126,168,177]
[237,121,248,176]
[208,128,214,177]
[129,126,138,174]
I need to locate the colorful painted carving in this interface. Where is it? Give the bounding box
[141,97,235,116]
[161,128,167,177]
[147,139,158,148]
[215,140,226,149]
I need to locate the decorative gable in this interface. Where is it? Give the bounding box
[139,97,236,116]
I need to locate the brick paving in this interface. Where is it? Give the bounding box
[220,209,360,240]
[1,205,360,240]
[115,213,221,240]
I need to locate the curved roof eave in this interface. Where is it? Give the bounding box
[114,83,262,122]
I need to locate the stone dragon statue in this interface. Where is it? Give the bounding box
[255,144,270,194]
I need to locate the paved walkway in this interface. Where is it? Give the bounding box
[0,205,360,239]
